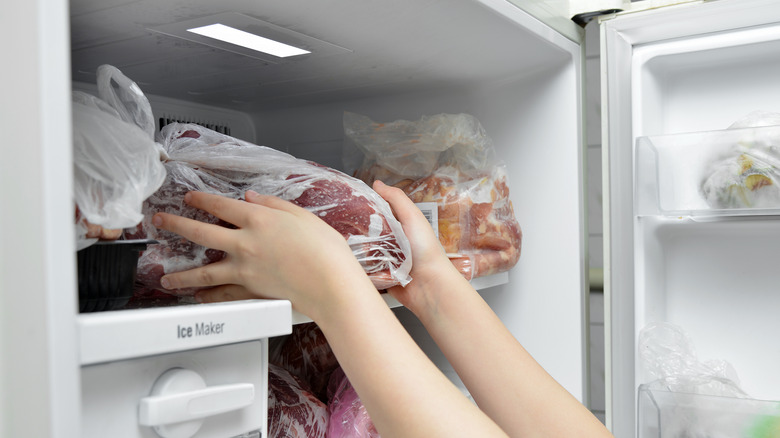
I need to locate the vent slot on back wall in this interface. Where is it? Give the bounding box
[158,114,232,136]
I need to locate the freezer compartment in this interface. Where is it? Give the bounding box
[638,385,780,438]
[635,125,780,217]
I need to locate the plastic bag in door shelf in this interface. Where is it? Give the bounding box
[125,123,413,297]
[344,112,522,280]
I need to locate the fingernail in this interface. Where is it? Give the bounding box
[160,276,171,289]
[246,190,259,200]
[183,192,192,203]
[152,214,163,227]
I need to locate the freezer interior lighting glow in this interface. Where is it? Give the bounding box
[187,23,310,58]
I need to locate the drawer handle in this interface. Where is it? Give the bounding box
[139,368,255,437]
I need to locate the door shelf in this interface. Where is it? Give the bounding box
[635,125,780,218]
[638,384,780,438]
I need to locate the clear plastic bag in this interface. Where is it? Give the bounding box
[701,111,780,210]
[126,123,412,295]
[269,322,339,402]
[72,65,165,249]
[326,367,380,438]
[268,364,328,438]
[635,322,779,437]
[344,112,522,280]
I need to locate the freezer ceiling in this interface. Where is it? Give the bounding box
[70,0,568,111]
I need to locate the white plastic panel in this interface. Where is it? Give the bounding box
[81,341,267,438]
[78,299,291,365]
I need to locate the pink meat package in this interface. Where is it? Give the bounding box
[326,366,380,438]
[125,123,413,298]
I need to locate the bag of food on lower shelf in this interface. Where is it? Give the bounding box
[125,123,413,296]
[269,322,339,402]
[268,364,329,438]
[344,111,522,280]
[72,65,166,250]
[326,366,380,438]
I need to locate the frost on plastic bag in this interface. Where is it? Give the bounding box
[269,322,339,402]
[72,65,165,250]
[701,111,780,209]
[344,112,522,280]
[268,364,328,438]
[326,367,380,438]
[125,123,412,296]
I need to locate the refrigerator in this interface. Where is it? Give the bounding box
[1,0,778,436]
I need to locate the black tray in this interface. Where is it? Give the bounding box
[77,239,157,313]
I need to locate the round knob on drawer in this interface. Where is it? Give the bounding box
[138,367,256,438]
[142,368,206,438]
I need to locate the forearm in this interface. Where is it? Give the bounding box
[312,276,507,438]
[411,265,611,437]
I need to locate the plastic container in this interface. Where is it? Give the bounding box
[638,385,780,438]
[635,125,780,217]
[77,239,156,312]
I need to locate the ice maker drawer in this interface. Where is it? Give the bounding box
[81,341,268,438]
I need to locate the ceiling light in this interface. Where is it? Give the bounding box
[187,23,310,58]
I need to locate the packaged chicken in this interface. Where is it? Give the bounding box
[344,112,522,280]
[125,123,413,297]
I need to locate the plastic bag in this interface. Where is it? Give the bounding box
[344,112,522,280]
[269,322,339,402]
[701,111,780,209]
[125,123,413,296]
[326,367,380,438]
[72,65,165,250]
[268,364,328,438]
[637,322,780,437]
[639,321,746,398]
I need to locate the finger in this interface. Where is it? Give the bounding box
[160,260,237,291]
[373,180,430,228]
[153,211,235,251]
[194,284,257,304]
[244,190,306,215]
[184,191,259,227]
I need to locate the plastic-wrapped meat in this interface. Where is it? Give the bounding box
[269,322,338,402]
[268,364,328,438]
[402,165,522,280]
[125,123,412,296]
[326,367,380,438]
[344,112,522,280]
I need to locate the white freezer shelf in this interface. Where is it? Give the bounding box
[78,299,291,365]
[291,271,509,325]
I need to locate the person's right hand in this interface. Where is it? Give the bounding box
[151,190,374,321]
[372,180,466,317]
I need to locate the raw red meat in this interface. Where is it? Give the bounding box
[125,123,412,297]
[268,364,329,438]
[269,323,338,402]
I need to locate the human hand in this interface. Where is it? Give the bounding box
[372,181,464,316]
[151,190,372,320]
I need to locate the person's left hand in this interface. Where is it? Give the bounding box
[151,190,372,320]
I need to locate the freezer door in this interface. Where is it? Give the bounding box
[601,0,780,436]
